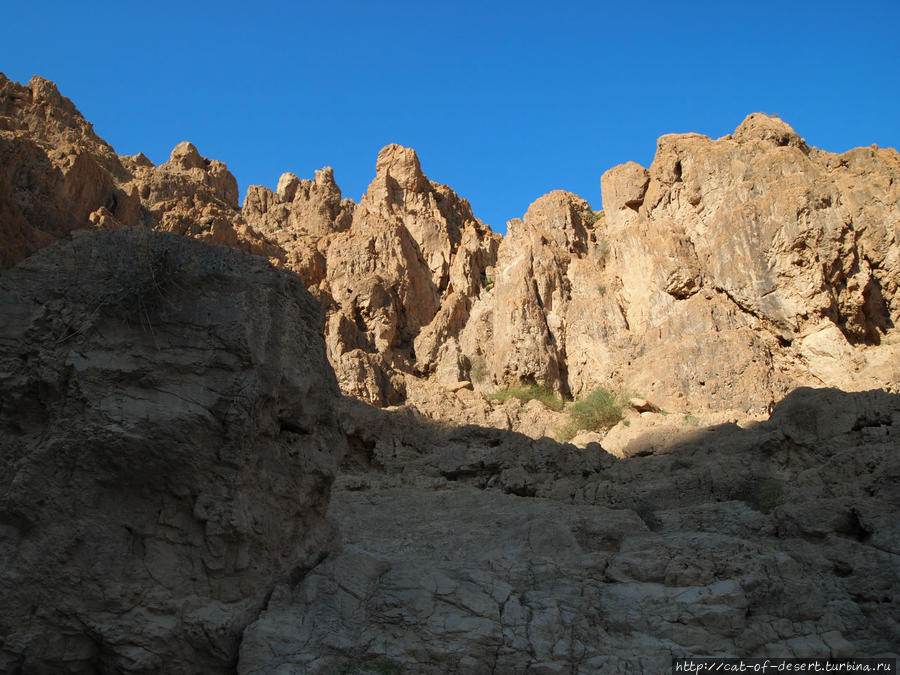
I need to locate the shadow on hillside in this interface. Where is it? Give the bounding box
[333,386,899,525]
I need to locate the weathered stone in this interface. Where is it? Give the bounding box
[239,389,900,672]
[0,229,344,673]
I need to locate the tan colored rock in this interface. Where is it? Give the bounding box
[0,75,143,257]
[446,380,472,393]
[0,73,280,269]
[628,397,659,413]
[600,160,650,213]
[317,144,498,404]
[453,113,899,420]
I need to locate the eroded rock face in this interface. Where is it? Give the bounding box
[0,75,142,258]
[448,114,900,418]
[242,166,354,287]
[238,388,900,672]
[312,144,499,405]
[0,73,279,269]
[0,229,344,673]
[2,72,898,424]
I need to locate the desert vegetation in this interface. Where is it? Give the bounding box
[556,386,628,441]
[490,382,566,411]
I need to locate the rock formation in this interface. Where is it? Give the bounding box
[0,73,279,269]
[3,73,897,426]
[449,114,900,419]
[242,143,499,405]
[238,388,900,672]
[0,229,343,672]
[1,73,899,673]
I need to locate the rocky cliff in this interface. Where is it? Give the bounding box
[0,229,343,672]
[1,73,898,673]
[0,74,279,267]
[3,73,897,429]
[452,114,899,417]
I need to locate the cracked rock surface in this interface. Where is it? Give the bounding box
[0,229,344,673]
[239,388,899,673]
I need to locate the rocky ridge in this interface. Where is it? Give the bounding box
[0,74,898,673]
[2,73,898,431]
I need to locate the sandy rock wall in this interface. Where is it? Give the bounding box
[309,144,499,405]
[0,229,344,672]
[449,114,900,416]
[2,73,898,420]
[0,73,278,270]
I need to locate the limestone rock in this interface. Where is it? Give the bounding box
[319,144,498,404]
[452,113,899,421]
[0,74,142,255]
[239,388,900,672]
[0,73,279,269]
[0,229,344,672]
[600,160,650,212]
[242,166,354,286]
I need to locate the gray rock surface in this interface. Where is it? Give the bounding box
[0,229,344,673]
[239,388,899,672]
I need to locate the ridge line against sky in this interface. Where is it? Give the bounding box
[3,0,898,235]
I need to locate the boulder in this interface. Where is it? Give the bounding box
[0,229,344,672]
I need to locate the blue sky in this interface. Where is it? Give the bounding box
[3,1,898,234]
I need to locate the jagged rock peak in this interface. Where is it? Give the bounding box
[28,74,66,106]
[601,161,650,213]
[733,112,807,149]
[374,143,429,193]
[0,73,114,156]
[167,140,206,169]
[276,171,301,200]
[160,140,239,207]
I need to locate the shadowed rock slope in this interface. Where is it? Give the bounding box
[0,229,344,672]
[239,388,899,673]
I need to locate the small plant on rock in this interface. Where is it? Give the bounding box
[556,386,628,441]
[468,354,489,383]
[582,210,602,226]
[491,382,565,412]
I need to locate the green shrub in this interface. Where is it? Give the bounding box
[592,238,610,267]
[683,414,701,427]
[491,383,565,412]
[582,210,602,226]
[556,386,627,440]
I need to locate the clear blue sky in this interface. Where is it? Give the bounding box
[3,1,898,234]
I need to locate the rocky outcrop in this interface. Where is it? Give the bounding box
[0,74,142,254]
[446,114,900,419]
[2,73,898,423]
[309,144,499,405]
[0,229,344,672]
[242,167,354,287]
[0,73,279,270]
[239,388,900,672]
